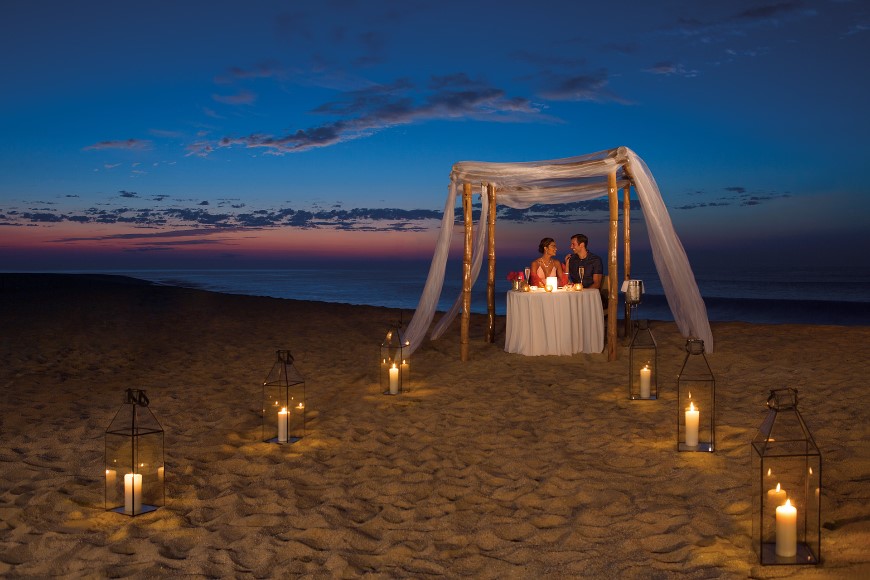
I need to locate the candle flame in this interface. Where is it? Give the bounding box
[784,499,792,508]
[776,483,781,492]
[689,401,696,412]
[280,407,287,413]
[688,391,692,399]
[391,362,397,369]
[767,468,772,477]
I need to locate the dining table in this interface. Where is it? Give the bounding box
[505,287,604,356]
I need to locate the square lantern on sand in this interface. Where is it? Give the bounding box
[676,338,715,452]
[380,322,410,395]
[629,319,657,400]
[751,388,821,566]
[105,389,165,516]
[263,350,306,444]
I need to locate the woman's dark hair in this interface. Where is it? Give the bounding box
[538,237,555,254]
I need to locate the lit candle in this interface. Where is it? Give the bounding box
[105,469,117,500]
[389,363,399,394]
[639,365,651,398]
[278,407,288,442]
[685,401,699,447]
[775,499,797,557]
[767,482,787,512]
[400,359,409,384]
[124,473,142,515]
[546,276,557,290]
[158,466,164,486]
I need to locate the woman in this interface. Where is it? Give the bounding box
[529,237,566,287]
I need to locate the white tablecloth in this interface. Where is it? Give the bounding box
[505,289,604,356]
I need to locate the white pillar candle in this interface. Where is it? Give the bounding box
[124,473,142,515]
[639,365,651,398]
[546,276,557,290]
[389,363,399,394]
[775,499,797,557]
[105,469,117,500]
[278,407,288,442]
[685,401,699,446]
[767,482,787,512]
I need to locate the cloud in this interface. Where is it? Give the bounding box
[644,62,700,78]
[212,89,257,105]
[118,190,139,198]
[83,139,152,151]
[537,70,630,103]
[189,76,541,156]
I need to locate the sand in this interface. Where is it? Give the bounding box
[0,273,868,578]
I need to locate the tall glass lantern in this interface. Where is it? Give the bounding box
[751,388,821,565]
[105,389,165,516]
[676,338,715,452]
[628,319,657,400]
[262,350,306,444]
[380,321,410,395]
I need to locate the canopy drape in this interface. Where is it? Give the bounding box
[404,146,714,355]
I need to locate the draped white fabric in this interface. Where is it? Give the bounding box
[403,146,714,355]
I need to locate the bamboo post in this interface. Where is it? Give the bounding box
[623,184,632,341]
[461,182,473,361]
[485,184,497,344]
[607,171,619,361]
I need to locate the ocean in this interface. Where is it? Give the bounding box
[48,260,870,327]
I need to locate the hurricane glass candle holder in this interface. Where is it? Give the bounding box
[380,321,410,395]
[629,319,657,400]
[262,350,306,444]
[104,389,165,516]
[676,338,715,452]
[751,388,821,566]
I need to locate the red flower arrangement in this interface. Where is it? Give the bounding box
[506,271,525,282]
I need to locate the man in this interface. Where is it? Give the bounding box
[564,233,603,289]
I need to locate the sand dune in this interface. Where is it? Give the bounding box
[0,274,867,578]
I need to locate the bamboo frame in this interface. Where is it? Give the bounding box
[486,184,497,343]
[460,183,473,362]
[623,184,632,340]
[607,171,619,361]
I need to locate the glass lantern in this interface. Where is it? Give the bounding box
[262,350,306,444]
[676,338,715,452]
[104,389,165,516]
[751,388,821,565]
[628,319,657,400]
[380,322,410,395]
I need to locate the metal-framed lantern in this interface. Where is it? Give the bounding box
[751,388,821,566]
[104,389,165,516]
[628,319,657,400]
[676,338,715,452]
[262,350,306,444]
[380,321,410,395]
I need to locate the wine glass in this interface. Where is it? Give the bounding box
[524,267,531,283]
[578,267,585,289]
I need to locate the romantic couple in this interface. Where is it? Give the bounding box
[529,234,603,289]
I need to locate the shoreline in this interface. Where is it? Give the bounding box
[1,273,868,577]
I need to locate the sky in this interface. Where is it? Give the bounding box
[1,0,868,271]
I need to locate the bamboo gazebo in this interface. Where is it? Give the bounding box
[401,146,713,361]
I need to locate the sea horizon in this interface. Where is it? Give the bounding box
[7,259,870,327]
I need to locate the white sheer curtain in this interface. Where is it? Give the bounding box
[403,146,714,355]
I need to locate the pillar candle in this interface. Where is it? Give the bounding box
[124,473,142,515]
[389,363,399,394]
[685,402,699,446]
[767,482,787,512]
[639,365,651,398]
[278,407,288,442]
[775,499,797,557]
[400,360,409,383]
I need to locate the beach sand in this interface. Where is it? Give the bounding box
[1,273,867,578]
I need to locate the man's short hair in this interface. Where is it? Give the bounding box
[571,234,588,247]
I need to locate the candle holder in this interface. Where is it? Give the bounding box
[628,319,657,400]
[676,338,715,452]
[104,389,165,516]
[751,388,821,566]
[380,320,410,395]
[262,350,306,444]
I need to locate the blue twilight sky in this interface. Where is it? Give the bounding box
[0,0,868,270]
